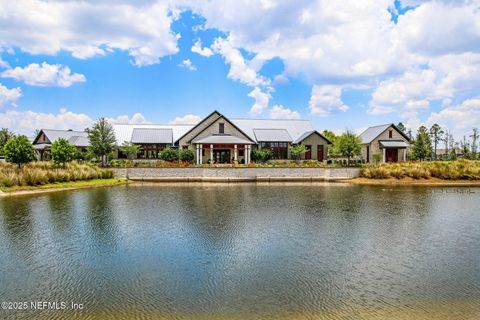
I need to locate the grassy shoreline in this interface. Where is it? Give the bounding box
[0,178,129,195]
[346,177,480,186]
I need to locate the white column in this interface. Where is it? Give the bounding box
[403,148,407,162]
[210,144,214,164]
[199,144,203,164]
[234,144,238,162]
[383,148,386,163]
[246,145,251,164]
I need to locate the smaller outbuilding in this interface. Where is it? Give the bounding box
[32,129,90,160]
[359,124,411,163]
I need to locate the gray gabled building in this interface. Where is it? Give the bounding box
[359,124,411,163]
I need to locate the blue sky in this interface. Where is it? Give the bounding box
[0,0,479,139]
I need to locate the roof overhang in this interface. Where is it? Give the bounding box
[192,134,254,145]
[379,140,409,148]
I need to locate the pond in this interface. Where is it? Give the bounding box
[0,184,479,319]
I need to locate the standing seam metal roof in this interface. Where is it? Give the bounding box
[231,119,313,143]
[131,128,173,144]
[359,124,392,144]
[253,129,292,142]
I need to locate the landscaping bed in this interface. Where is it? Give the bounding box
[360,160,480,180]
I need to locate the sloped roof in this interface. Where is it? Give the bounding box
[113,124,193,145]
[292,130,333,144]
[231,118,313,143]
[359,124,411,144]
[253,129,292,142]
[359,124,392,144]
[131,128,173,144]
[379,140,409,148]
[68,136,90,147]
[192,134,253,144]
[36,129,88,144]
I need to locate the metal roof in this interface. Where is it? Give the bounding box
[253,129,292,142]
[33,143,50,150]
[113,124,193,145]
[231,118,313,143]
[68,136,90,147]
[40,129,88,144]
[192,134,253,144]
[359,124,392,144]
[131,128,173,144]
[379,140,409,148]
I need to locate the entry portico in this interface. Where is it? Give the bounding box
[192,135,253,164]
[359,124,411,163]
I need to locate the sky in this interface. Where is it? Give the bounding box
[0,0,479,139]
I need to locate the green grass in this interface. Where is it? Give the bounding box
[0,178,128,193]
[0,161,114,188]
[361,160,480,180]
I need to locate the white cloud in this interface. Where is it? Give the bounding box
[211,37,270,87]
[108,113,150,124]
[0,108,151,136]
[248,87,270,115]
[269,105,301,119]
[0,57,9,69]
[0,108,93,136]
[0,0,179,66]
[168,114,201,125]
[309,85,349,116]
[177,59,197,71]
[191,40,213,57]
[1,62,86,87]
[426,98,480,137]
[0,83,21,108]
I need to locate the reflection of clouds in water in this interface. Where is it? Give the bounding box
[0,185,478,319]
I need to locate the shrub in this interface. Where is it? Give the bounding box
[51,138,77,166]
[159,147,179,162]
[251,148,272,163]
[179,149,195,163]
[4,135,35,168]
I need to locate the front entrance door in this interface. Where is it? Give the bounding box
[317,145,324,161]
[385,148,398,162]
[213,149,231,164]
[305,145,312,160]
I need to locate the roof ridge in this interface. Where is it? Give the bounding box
[43,128,86,132]
[112,123,194,126]
[231,118,310,121]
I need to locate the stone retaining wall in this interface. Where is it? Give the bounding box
[112,167,360,182]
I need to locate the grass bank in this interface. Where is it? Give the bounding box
[360,160,480,180]
[0,161,114,188]
[0,178,128,194]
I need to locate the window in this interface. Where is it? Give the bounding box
[389,130,393,138]
[239,149,245,156]
[182,145,188,150]
[219,123,225,134]
[260,142,288,159]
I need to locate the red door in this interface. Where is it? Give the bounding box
[305,145,312,160]
[317,145,324,161]
[385,148,398,162]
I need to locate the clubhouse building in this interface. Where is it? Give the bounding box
[33,110,411,163]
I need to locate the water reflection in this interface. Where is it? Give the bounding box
[0,185,479,320]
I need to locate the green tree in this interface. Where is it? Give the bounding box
[336,130,362,163]
[179,148,195,163]
[88,118,116,167]
[0,128,15,156]
[397,122,406,133]
[470,127,479,159]
[51,138,77,166]
[429,123,444,159]
[251,148,272,163]
[460,136,470,159]
[159,147,179,162]
[4,135,35,168]
[289,144,309,160]
[412,126,433,160]
[322,130,340,157]
[120,141,141,160]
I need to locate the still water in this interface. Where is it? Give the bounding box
[0,184,479,319]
